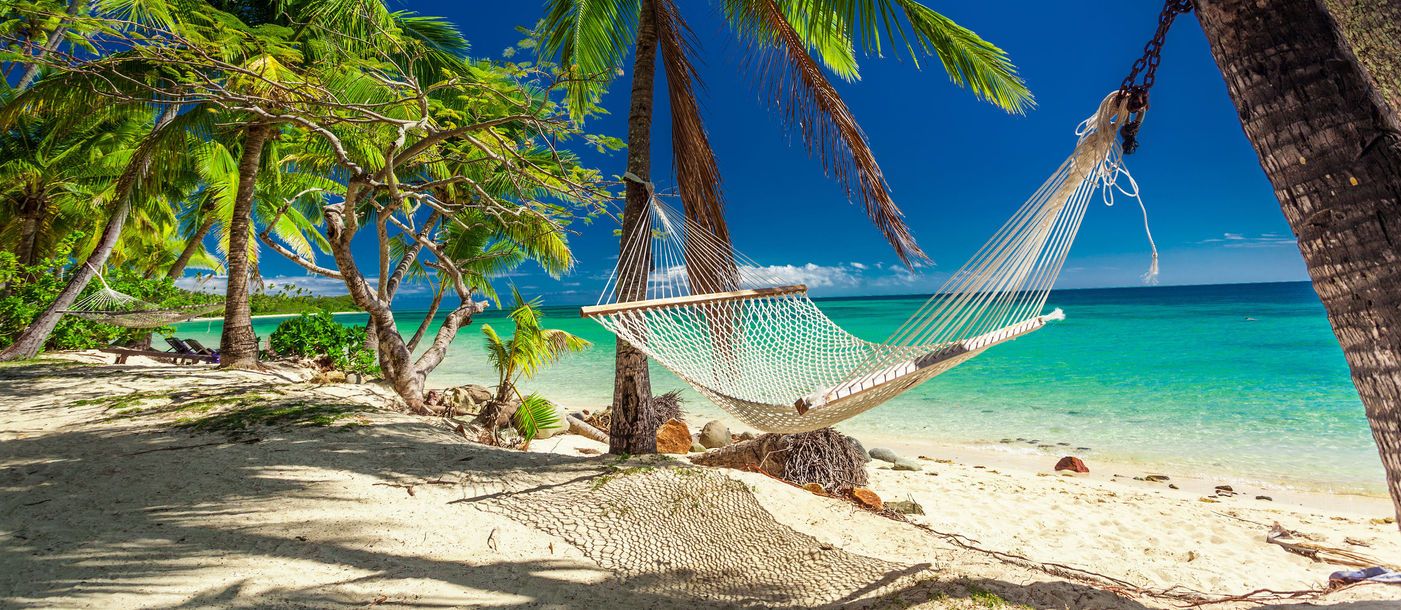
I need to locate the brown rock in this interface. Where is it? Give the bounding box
[1053,456,1089,473]
[848,487,882,511]
[802,482,825,494]
[655,419,692,454]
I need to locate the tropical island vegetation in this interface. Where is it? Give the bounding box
[3,0,1401,607]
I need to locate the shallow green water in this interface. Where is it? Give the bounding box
[174,281,1382,494]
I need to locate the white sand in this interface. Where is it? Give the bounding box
[2,353,1399,608]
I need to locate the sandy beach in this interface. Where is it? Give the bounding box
[2,353,1399,608]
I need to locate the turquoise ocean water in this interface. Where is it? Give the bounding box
[173,281,1383,495]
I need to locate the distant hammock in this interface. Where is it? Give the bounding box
[61,272,223,328]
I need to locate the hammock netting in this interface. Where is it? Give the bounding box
[62,276,224,328]
[584,93,1150,433]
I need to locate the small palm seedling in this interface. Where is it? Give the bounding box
[478,287,591,446]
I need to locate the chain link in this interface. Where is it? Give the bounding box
[1118,0,1194,154]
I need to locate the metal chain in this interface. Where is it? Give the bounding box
[1118,0,1194,154]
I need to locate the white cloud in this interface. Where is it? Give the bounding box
[850,262,867,270]
[175,275,430,297]
[1199,232,1296,248]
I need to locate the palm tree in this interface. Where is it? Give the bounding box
[539,0,1032,453]
[478,287,592,438]
[1194,0,1401,520]
[0,108,145,268]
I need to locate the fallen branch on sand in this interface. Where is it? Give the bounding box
[1266,522,1396,570]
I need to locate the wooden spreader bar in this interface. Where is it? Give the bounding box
[580,284,807,319]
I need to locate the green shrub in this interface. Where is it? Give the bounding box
[270,312,378,375]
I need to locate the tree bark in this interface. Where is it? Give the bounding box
[321,184,485,413]
[165,211,215,279]
[608,0,659,455]
[1197,0,1401,521]
[14,195,43,267]
[217,123,271,369]
[0,104,180,362]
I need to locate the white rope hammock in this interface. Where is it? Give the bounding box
[583,93,1153,433]
[61,270,224,328]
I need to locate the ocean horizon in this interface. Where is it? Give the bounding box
[175,280,1384,496]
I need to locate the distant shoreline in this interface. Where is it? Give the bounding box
[187,310,363,322]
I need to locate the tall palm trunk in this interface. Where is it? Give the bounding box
[15,195,44,267]
[1197,0,1401,520]
[609,0,659,455]
[165,212,215,279]
[0,104,179,362]
[218,123,271,368]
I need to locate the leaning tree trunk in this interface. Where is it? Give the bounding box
[609,0,659,455]
[0,104,179,362]
[218,123,271,369]
[1198,0,1401,521]
[165,212,215,280]
[0,195,129,360]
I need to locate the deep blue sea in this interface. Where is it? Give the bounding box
[174,281,1383,495]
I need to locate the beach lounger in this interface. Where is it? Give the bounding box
[184,338,218,356]
[164,337,218,364]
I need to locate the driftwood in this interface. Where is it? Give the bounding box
[567,415,608,444]
[691,428,867,492]
[691,434,790,478]
[1266,522,1396,569]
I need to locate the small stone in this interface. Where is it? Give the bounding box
[690,443,706,453]
[1255,495,1273,501]
[845,435,872,462]
[1000,438,1014,444]
[699,421,732,449]
[1075,447,1091,451]
[655,419,692,454]
[1214,485,1235,493]
[1144,474,1170,482]
[886,500,925,515]
[739,431,756,441]
[892,458,923,471]
[1054,456,1089,473]
[848,488,882,510]
[1169,484,1180,490]
[802,482,825,494]
[868,447,899,464]
[1056,442,1070,446]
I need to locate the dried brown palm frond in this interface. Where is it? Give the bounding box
[655,0,738,294]
[733,0,928,268]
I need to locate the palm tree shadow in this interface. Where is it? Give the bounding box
[0,362,1157,608]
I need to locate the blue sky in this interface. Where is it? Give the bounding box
[240,1,1309,306]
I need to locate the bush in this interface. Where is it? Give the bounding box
[270,312,378,375]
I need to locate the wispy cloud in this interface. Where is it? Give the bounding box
[1199,232,1296,248]
[175,275,431,297]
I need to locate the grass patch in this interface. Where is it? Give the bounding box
[176,402,371,436]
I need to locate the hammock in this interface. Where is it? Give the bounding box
[61,272,224,328]
[582,93,1152,433]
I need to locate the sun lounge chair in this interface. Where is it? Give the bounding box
[164,337,218,364]
[184,338,218,356]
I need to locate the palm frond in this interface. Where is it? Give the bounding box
[512,393,562,444]
[539,0,640,121]
[735,0,926,267]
